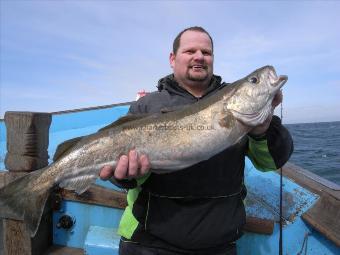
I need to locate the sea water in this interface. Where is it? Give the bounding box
[286,121,340,185]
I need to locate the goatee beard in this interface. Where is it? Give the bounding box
[187,73,208,82]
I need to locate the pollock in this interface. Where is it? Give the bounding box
[0,65,287,237]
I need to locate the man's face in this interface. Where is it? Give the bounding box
[170,30,214,87]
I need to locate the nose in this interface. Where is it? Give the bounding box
[193,50,204,60]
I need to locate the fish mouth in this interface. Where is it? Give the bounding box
[272,75,288,89]
[269,68,288,88]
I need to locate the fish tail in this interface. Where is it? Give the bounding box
[0,166,53,237]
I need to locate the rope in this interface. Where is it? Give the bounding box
[297,232,310,255]
[279,94,310,255]
[279,166,283,255]
[279,94,283,255]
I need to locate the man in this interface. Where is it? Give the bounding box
[100,26,293,255]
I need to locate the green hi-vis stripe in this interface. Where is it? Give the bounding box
[117,173,151,239]
[247,137,277,171]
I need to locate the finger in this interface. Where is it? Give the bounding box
[114,155,129,180]
[128,149,139,177]
[139,154,151,175]
[99,165,114,180]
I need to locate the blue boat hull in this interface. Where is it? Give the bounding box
[1,103,339,254]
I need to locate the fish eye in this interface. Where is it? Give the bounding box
[248,76,259,84]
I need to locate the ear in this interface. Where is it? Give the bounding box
[169,52,175,69]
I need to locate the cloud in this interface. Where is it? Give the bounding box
[63,54,112,71]
[326,79,340,88]
[1,1,340,123]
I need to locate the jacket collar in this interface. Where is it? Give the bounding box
[157,74,223,99]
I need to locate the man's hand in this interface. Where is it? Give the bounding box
[249,90,283,136]
[99,149,150,180]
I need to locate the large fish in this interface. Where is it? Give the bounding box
[0,65,287,237]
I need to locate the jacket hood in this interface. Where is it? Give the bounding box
[157,74,224,99]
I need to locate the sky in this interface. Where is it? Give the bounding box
[0,1,340,124]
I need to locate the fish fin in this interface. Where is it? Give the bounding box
[0,167,52,237]
[53,136,84,161]
[59,173,97,194]
[218,109,236,129]
[98,114,151,132]
[57,164,105,194]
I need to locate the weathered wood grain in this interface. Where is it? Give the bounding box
[302,194,340,247]
[283,162,340,247]
[43,245,84,255]
[60,184,127,209]
[243,216,274,235]
[4,111,51,171]
[1,172,52,255]
[282,162,340,200]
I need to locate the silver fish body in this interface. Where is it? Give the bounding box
[0,65,287,237]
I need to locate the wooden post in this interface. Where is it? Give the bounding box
[1,112,52,255]
[4,111,51,171]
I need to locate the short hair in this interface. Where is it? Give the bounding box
[172,26,214,55]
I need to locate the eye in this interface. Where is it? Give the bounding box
[248,76,259,84]
[202,50,212,56]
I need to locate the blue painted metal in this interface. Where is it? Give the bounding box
[237,217,340,255]
[50,105,129,249]
[244,158,319,222]
[48,105,130,162]
[50,105,130,133]
[0,105,130,170]
[84,226,120,255]
[238,158,339,255]
[53,201,123,249]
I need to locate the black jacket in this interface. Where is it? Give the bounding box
[116,74,293,254]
